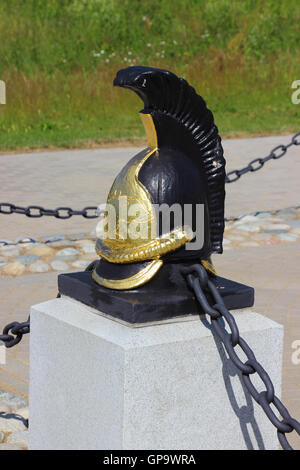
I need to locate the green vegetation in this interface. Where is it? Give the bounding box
[0,0,299,150]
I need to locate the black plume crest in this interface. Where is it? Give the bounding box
[114,66,226,254]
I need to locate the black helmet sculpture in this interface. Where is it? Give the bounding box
[93,66,226,290]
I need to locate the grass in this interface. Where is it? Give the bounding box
[0,0,299,151]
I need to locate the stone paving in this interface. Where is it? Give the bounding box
[1,209,300,277]
[0,234,97,276]
[0,136,299,449]
[1,135,300,241]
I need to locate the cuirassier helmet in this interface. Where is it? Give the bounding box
[93,66,226,290]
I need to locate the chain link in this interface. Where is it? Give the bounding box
[0,204,102,219]
[181,263,300,450]
[225,132,300,183]
[0,317,30,348]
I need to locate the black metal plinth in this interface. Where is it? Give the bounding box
[58,262,254,324]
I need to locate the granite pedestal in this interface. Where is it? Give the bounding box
[29,297,283,450]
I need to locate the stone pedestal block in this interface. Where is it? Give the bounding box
[29,297,283,450]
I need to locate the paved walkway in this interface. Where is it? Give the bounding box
[0,136,300,448]
[1,135,299,241]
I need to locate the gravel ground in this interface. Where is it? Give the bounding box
[1,206,300,278]
[0,390,28,450]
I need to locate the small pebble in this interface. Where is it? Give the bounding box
[71,259,91,269]
[0,403,12,413]
[28,261,49,273]
[285,220,300,229]
[80,244,96,254]
[226,234,245,241]
[252,233,272,241]
[277,233,298,242]
[253,212,272,219]
[7,430,29,448]
[276,208,298,220]
[56,248,80,257]
[69,233,86,241]
[22,242,43,251]
[290,227,300,235]
[235,224,260,232]
[42,234,65,243]
[234,215,260,225]
[13,254,40,266]
[0,262,26,276]
[51,255,77,262]
[27,245,55,257]
[74,239,94,246]
[263,229,289,235]
[0,391,28,410]
[15,237,36,244]
[239,242,260,247]
[0,246,21,257]
[82,253,97,261]
[47,240,76,248]
[0,443,21,450]
[0,415,27,433]
[17,407,29,420]
[256,217,283,224]
[50,260,69,271]
[262,223,291,231]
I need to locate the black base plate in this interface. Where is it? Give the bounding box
[58,262,254,324]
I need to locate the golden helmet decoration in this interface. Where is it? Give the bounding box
[93,66,226,290]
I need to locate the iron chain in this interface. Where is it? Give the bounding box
[0,317,30,348]
[225,132,300,183]
[0,204,101,219]
[182,263,300,451]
